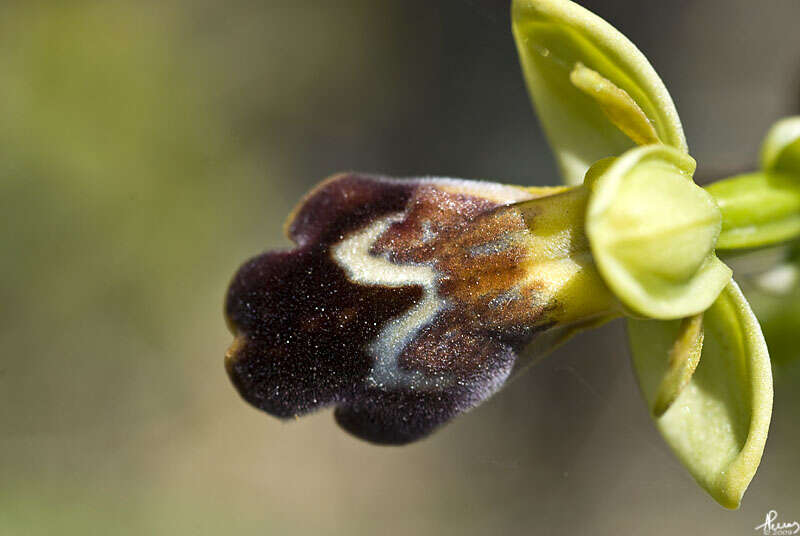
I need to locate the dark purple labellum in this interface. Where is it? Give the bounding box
[225,173,569,444]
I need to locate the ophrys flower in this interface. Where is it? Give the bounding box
[225,0,778,510]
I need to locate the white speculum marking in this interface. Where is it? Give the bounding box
[331,214,449,391]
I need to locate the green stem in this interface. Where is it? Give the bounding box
[705,172,800,251]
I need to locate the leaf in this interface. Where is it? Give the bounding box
[628,281,773,509]
[512,0,686,185]
[761,116,800,175]
[707,171,800,250]
[586,145,731,319]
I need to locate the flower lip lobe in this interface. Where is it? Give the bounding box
[224,173,567,444]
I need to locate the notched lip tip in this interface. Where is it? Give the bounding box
[224,306,239,336]
[224,334,247,373]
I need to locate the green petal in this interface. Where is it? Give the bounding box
[512,0,686,185]
[707,171,800,250]
[628,281,773,509]
[569,63,660,147]
[761,116,800,175]
[586,145,731,319]
[651,313,704,417]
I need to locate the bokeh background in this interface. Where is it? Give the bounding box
[3,1,800,534]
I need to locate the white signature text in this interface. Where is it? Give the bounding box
[755,510,800,536]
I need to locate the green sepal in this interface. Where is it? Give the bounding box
[628,281,773,509]
[586,145,731,319]
[512,0,686,185]
[730,245,800,366]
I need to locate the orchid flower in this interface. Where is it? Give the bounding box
[224,0,781,510]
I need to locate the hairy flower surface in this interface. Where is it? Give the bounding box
[226,174,614,443]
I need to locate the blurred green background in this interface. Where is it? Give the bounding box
[2,1,800,534]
